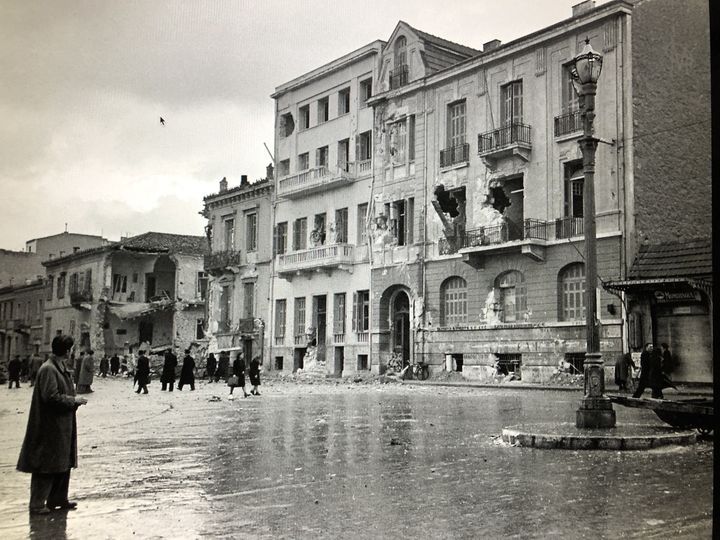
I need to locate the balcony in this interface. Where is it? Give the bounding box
[70,290,93,307]
[440,143,470,168]
[477,122,532,166]
[277,243,355,279]
[554,216,584,239]
[204,250,242,274]
[389,64,409,90]
[340,159,372,178]
[554,111,582,137]
[277,166,354,199]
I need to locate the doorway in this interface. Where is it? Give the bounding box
[243,339,253,363]
[293,348,306,373]
[333,346,344,377]
[391,291,410,367]
[312,295,327,362]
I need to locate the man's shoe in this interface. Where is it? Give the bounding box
[29,506,51,515]
[49,501,77,511]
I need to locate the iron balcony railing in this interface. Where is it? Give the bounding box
[440,142,470,168]
[478,122,532,155]
[554,110,582,137]
[204,250,242,272]
[438,218,579,254]
[555,216,584,239]
[390,64,409,89]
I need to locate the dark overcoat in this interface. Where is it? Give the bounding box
[249,358,261,386]
[161,352,178,383]
[17,357,78,473]
[135,355,150,385]
[8,358,21,379]
[639,350,663,388]
[230,357,245,386]
[179,355,195,385]
[77,355,95,386]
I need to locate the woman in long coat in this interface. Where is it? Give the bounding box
[249,356,261,396]
[228,352,249,399]
[17,334,87,514]
[134,351,150,394]
[178,349,196,391]
[76,350,95,393]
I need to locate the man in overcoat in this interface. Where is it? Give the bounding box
[17,335,88,514]
[177,349,196,391]
[160,348,178,391]
[134,350,150,394]
[632,343,664,399]
[8,355,22,389]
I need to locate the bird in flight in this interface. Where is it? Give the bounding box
[160,117,165,126]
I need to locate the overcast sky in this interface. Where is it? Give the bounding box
[0,0,603,249]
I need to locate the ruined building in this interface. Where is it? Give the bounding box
[41,232,208,356]
[202,174,273,362]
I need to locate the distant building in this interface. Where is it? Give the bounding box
[0,279,45,364]
[1,231,108,287]
[41,232,208,356]
[202,174,273,364]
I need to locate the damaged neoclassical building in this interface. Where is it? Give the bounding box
[202,174,273,361]
[212,0,710,383]
[41,233,209,356]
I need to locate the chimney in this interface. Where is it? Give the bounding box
[572,0,595,17]
[483,39,501,52]
[240,174,249,186]
[219,177,228,192]
[266,163,274,180]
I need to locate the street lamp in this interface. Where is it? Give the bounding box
[571,38,616,429]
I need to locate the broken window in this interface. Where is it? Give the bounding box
[433,185,466,251]
[112,274,127,296]
[496,353,522,379]
[299,105,310,130]
[298,152,309,171]
[441,276,468,326]
[316,146,328,169]
[388,198,414,246]
[279,112,295,137]
[196,318,205,339]
[311,213,326,245]
[359,78,372,106]
[197,271,208,301]
[317,97,329,124]
[338,88,350,115]
[495,271,526,323]
[277,159,290,178]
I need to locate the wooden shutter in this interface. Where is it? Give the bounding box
[351,292,358,332]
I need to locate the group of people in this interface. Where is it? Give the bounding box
[614,342,677,399]
[133,349,261,399]
[6,354,45,389]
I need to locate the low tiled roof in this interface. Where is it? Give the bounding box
[118,232,208,255]
[628,238,712,280]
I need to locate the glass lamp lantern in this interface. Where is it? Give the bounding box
[570,38,603,85]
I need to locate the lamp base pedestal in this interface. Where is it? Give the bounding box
[575,352,617,429]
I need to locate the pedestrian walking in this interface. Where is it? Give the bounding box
[8,355,22,389]
[99,356,109,378]
[249,356,261,396]
[74,352,84,385]
[215,351,229,383]
[178,349,196,391]
[206,353,217,381]
[120,356,129,376]
[29,354,44,387]
[614,351,635,393]
[17,334,88,515]
[21,356,31,382]
[228,352,249,400]
[632,343,664,399]
[134,351,150,394]
[76,350,95,394]
[160,349,178,391]
[110,353,120,376]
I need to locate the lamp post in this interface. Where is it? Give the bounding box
[571,38,616,429]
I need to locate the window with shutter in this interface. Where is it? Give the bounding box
[333,293,346,334]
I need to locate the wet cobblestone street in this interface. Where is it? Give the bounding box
[0,377,713,539]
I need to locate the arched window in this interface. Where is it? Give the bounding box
[394,36,407,67]
[441,276,467,326]
[558,263,585,321]
[495,271,526,322]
